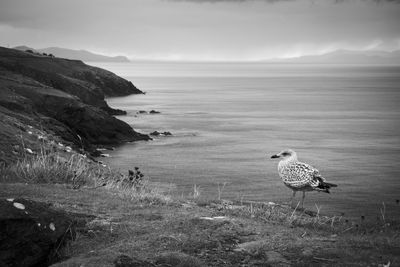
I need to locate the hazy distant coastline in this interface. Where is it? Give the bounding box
[269,49,400,65]
[13,45,130,63]
[13,45,400,65]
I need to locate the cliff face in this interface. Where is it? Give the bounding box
[0,47,149,164]
[0,47,141,112]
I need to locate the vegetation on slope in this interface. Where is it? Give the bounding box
[1,149,399,266]
[0,46,149,165]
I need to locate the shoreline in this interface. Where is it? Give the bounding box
[0,46,150,165]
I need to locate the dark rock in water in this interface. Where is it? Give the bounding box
[90,150,103,157]
[113,254,153,267]
[150,131,172,136]
[137,110,147,114]
[150,131,161,136]
[0,198,76,267]
[149,110,161,114]
[108,108,127,116]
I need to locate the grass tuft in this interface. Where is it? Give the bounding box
[0,151,171,204]
[1,153,90,187]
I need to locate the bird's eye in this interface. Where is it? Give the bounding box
[282,152,290,156]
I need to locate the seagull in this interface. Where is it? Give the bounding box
[270,149,337,208]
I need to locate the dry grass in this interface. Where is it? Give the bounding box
[206,199,348,231]
[205,198,400,240]
[190,184,202,199]
[0,151,171,204]
[0,153,91,186]
[105,174,172,204]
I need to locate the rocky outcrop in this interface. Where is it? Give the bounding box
[0,46,149,164]
[0,198,76,267]
[0,46,142,113]
[150,131,172,136]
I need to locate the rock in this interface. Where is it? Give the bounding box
[113,254,153,267]
[235,241,291,266]
[265,251,291,266]
[150,131,161,136]
[149,110,161,114]
[234,239,268,254]
[199,216,230,221]
[0,198,76,267]
[90,150,103,157]
[302,248,314,257]
[150,131,172,136]
[25,148,34,154]
[138,110,147,114]
[155,252,205,267]
[108,108,127,116]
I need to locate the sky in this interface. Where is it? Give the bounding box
[0,0,400,61]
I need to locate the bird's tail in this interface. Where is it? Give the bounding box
[324,182,338,188]
[316,177,337,193]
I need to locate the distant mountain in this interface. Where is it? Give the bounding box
[13,46,130,62]
[277,50,400,65]
[13,45,36,52]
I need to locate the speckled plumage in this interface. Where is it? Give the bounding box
[271,149,337,208]
[279,160,326,191]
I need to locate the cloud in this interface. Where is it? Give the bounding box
[0,0,399,61]
[167,0,293,2]
[337,0,400,3]
[168,0,400,3]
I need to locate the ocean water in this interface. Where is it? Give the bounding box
[93,62,400,219]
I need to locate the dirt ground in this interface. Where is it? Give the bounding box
[1,183,399,267]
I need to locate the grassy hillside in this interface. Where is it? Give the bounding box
[1,150,399,266]
[1,175,398,266]
[0,47,149,165]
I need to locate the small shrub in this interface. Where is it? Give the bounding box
[128,167,145,189]
[104,167,171,204]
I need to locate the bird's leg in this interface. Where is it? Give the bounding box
[301,191,306,209]
[290,191,296,207]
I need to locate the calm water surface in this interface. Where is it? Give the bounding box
[93,62,400,219]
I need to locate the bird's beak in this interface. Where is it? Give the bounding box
[271,154,279,159]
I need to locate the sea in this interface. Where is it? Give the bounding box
[92,61,400,220]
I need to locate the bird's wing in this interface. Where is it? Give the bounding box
[281,162,321,189]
